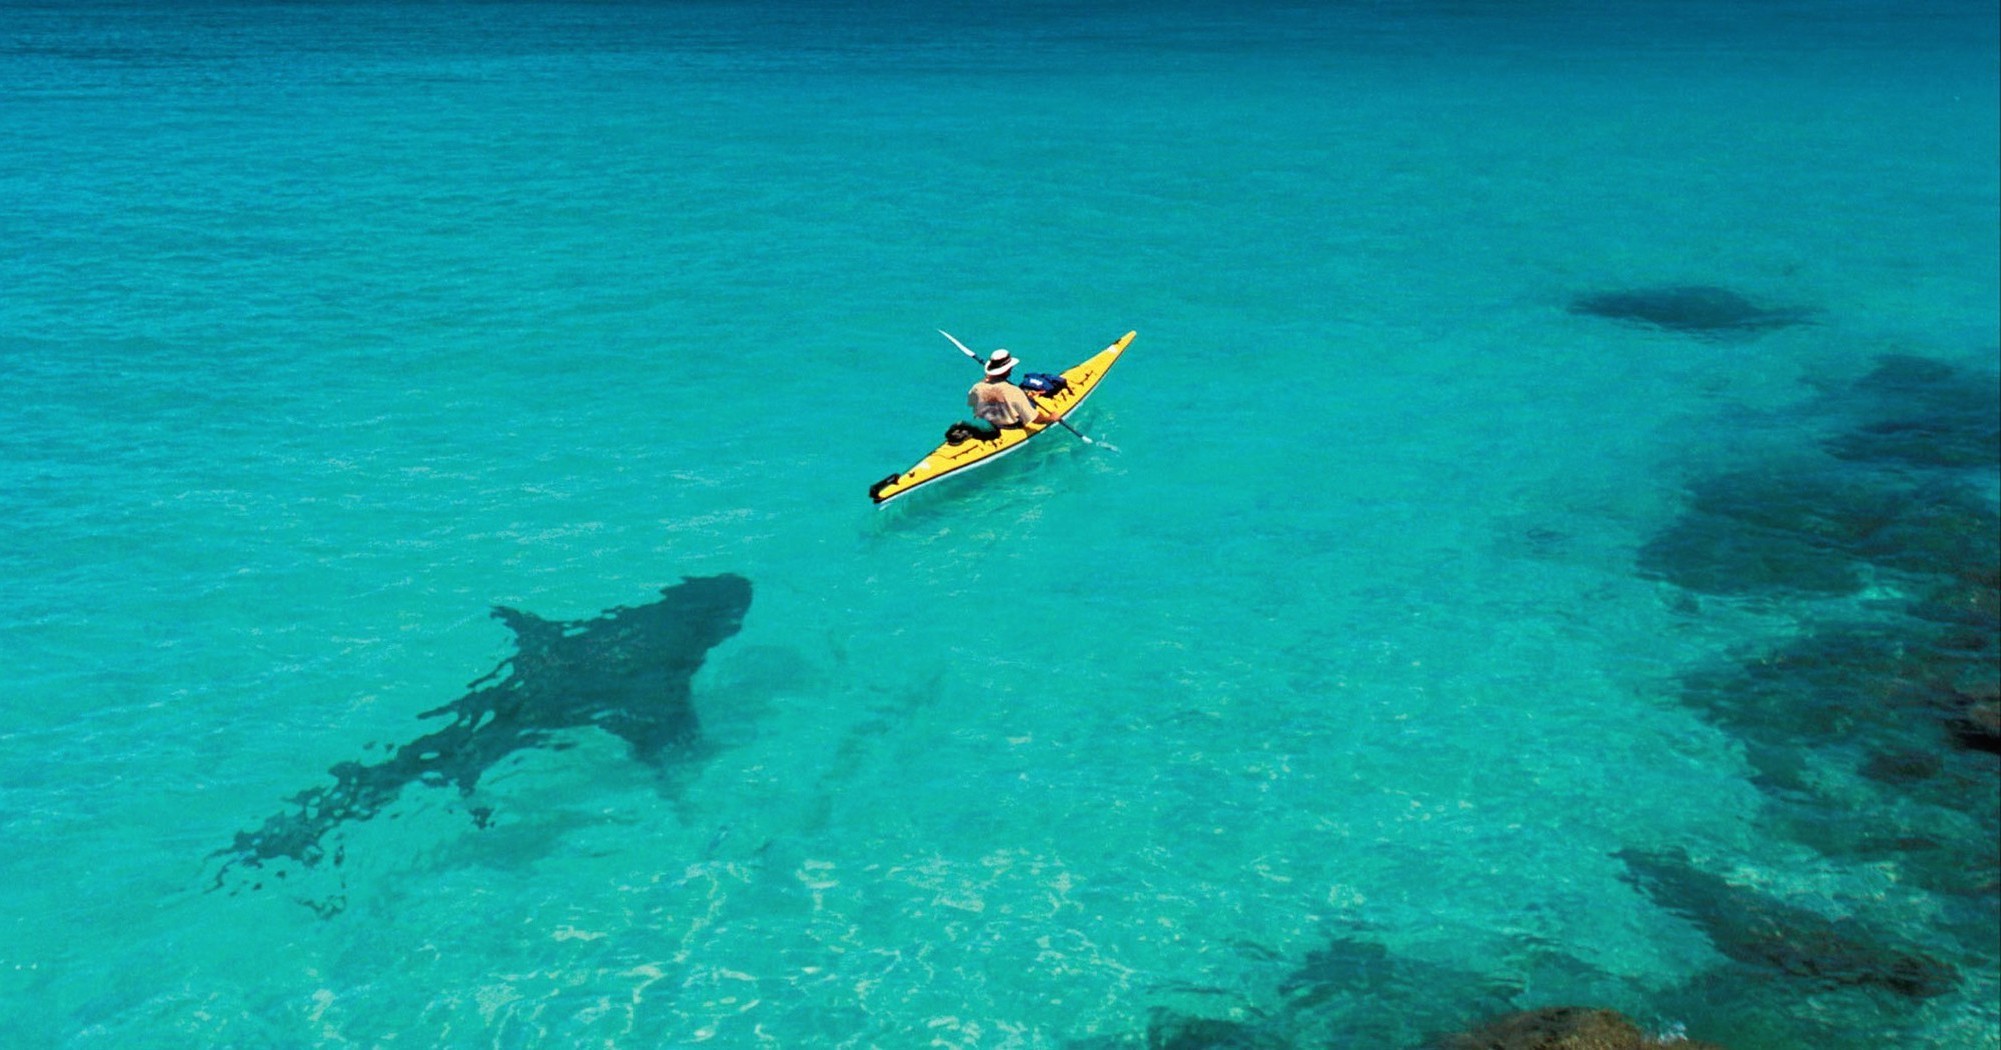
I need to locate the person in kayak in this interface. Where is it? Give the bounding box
[967,349,1050,430]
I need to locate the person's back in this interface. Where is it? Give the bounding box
[967,349,1044,428]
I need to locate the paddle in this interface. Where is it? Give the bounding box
[938,329,1118,451]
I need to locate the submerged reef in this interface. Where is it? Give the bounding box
[1636,467,1997,598]
[1617,850,1958,999]
[1820,355,2001,471]
[1138,1011,1287,1050]
[1641,354,1999,776]
[1433,1007,1725,1050]
[1568,285,1813,337]
[1070,934,1728,1050]
[1670,594,2000,915]
[1082,352,1993,1050]
[1114,1006,1730,1050]
[1625,350,1998,1036]
[209,575,751,901]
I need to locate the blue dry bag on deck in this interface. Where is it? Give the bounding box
[1020,372,1068,396]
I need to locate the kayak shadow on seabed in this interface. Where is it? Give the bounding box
[204,574,753,916]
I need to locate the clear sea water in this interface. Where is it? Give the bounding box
[3,1,1997,1047]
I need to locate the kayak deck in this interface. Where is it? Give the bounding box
[869,330,1136,505]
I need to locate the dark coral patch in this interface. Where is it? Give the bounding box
[1281,936,1499,1012]
[1679,624,1996,754]
[1644,452,1999,770]
[1433,1006,1726,1050]
[1676,622,2001,895]
[1073,936,1718,1050]
[1636,468,1996,598]
[1637,509,1863,596]
[1910,567,2001,630]
[1617,850,1958,999]
[1142,1011,1286,1050]
[1845,483,1999,581]
[1823,355,2001,471]
[1569,286,1812,337]
[1949,694,2001,757]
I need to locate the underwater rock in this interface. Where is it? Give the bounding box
[1084,939,1754,1050]
[1679,615,2001,789]
[1673,620,2001,903]
[1082,936,1572,1049]
[1822,355,2001,471]
[1951,697,2001,756]
[1568,286,1811,337]
[1680,624,1977,747]
[1279,933,1532,1045]
[1647,449,1999,771]
[1626,344,1998,1033]
[1637,468,1885,597]
[1432,1006,1725,1050]
[1636,510,1862,596]
[1143,1010,1287,1050]
[210,575,752,892]
[1679,616,2000,900]
[1283,936,1435,1009]
[1616,849,1957,999]
[1846,483,2001,583]
[1638,468,1999,599]
[1063,1011,1288,1050]
[1859,748,1945,785]
[1909,567,2001,630]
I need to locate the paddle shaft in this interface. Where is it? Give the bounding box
[938,329,1101,446]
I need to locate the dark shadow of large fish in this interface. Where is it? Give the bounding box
[1570,285,1813,337]
[209,574,752,895]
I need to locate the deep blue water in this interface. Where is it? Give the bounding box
[3,1,1997,1046]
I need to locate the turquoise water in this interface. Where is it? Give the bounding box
[4,1,1997,1046]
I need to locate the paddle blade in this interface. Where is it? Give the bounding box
[938,329,979,360]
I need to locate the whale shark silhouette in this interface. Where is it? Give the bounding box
[210,574,752,895]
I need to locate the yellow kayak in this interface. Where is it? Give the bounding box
[869,330,1136,505]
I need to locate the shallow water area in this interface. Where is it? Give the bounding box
[3,1,1997,1047]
